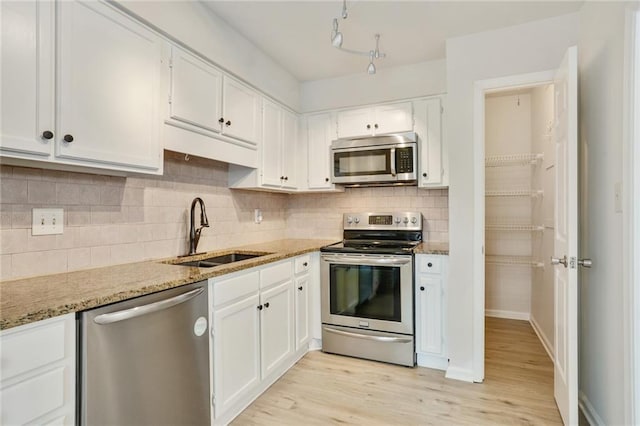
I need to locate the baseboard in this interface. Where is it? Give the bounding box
[579,391,606,426]
[529,315,554,362]
[445,365,475,382]
[485,309,531,321]
[308,338,322,351]
[416,352,448,371]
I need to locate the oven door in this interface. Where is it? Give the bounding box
[320,253,413,335]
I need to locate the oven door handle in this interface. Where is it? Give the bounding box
[390,147,396,176]
[324,326,412,343]
[321,255,411,266]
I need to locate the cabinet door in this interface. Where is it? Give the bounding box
[260,280,294,379]
[336,107,372,138]
[169,46,223,134]
[261,99,283,187]
[307,113,334,189]
[213,293,261,418]
[374,102,413,135]
[415,275,443,355]
[222,77,261,145]
[0,0,54,158]
[415,98,444,187]
[56,1,162,172]
[281,109,298,189]
[295,274,310,350]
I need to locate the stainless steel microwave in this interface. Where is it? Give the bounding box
[330,132,418,186]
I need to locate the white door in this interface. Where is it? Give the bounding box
[414,98,444,187]
[281,109,298,189]
[213,293,261,418]
[551,46,578,425]
[295,274,310,350]
[373,102,414,136]
[307,113,334,189]
[336,107,373,138]
[261,99,283,188]
[416,275,443,355]
[56,1,162,171]
[0,0,54,158]
[222,76,261,145]
[260,280,294,379]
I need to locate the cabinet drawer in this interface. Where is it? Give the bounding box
[294,255,311,275]
[1,366,67,425]
[417,255,442,274]
[1,317,68,381]
[260,261,292,289]
[213,271,260,307]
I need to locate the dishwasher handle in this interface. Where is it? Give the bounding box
[93,287,204,325]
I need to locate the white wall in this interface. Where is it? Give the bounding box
[484,93,533,320]
[299,59,446,113]
[445,13,579,380]
[578,2,629,424]
[530,85,556,357]
[115,1,300,110]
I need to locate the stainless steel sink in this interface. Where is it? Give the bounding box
[173,252,267,268]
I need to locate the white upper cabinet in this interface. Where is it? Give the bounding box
[306,112,337,190]
[336,101,413,138]
[261,100,284,187]
[414,97,447,188]
[222,77,261,145]
[281,109,298,189]
[0,0,54,159]
[168,47,223,134]
[1,0,163,174]
[55,1,163,172]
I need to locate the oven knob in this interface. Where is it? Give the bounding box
[347,216,353,224]
[403,217,409,224]
[394,217,401,224]
[354,217,360,224]
[411,217,418,224]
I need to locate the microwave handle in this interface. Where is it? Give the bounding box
[390,148,396,176]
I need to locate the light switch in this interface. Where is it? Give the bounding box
[32,208,64,235]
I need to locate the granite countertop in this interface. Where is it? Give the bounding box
[413,241,449,255]
[0,239,336,330]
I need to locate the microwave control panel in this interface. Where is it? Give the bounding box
[396,147,414,173]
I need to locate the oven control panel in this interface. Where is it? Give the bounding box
[343,212,422,230]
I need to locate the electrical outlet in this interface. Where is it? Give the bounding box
[254,209,263,224]
[32,208,64,235]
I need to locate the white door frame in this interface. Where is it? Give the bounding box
[472,70,556,382]
[623,5,640,425]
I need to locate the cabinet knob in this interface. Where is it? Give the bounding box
[366,124,371,129]
[280,176,285,180]
[225,120,231,126]
[284,176,288,181]
[427,262,433,268]
[325,177,330,182]
[41,130,54,140]
[420,286,425,291]
[63,134,74,143]
[422,172,427,178]
[257,305,263,310]
[219,117,224,124]
[264,302,270,308]
[298,286,303,291]
[303,262,308,267]
[374,123,378,129]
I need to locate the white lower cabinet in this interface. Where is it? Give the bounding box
[415,254,448,370]
[211,255,313,425]
[0,314,75,426]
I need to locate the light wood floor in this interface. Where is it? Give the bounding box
[232,317,562,425]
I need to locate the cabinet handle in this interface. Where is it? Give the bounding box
[420,286,425,291]
[325,177,330,182]
[264,302,270,308]
[218,117,224,124]
[298,286,303,291]
[63,134,74,143]
[366,124,371,129]
[422,172,427,178]
[257,305,263,310]
[280,176,285,180]
[427,262,433,268]
[374,123,378,129]
[225,120,231,126]
[284,176,288,181]
[42,130,54,140]
[303,262,308,267]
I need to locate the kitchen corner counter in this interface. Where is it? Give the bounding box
[413,241,449,255]
[0,239,336,330]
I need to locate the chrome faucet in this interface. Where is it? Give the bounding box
[189,197,209,255]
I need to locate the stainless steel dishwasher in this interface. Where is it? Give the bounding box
[79,280,210,425]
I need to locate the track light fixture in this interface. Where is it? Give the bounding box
[330,0,386,75]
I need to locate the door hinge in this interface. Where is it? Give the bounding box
[168,93,172,104]
[168,58,173,69]
[441,106,444,114]
[211,394,216,407]
[570,256,577,269]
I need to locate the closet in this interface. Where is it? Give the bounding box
[484,84,556,355]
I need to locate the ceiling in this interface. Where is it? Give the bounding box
[203,1,583,82]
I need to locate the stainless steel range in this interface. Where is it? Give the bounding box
[320,211,422,367]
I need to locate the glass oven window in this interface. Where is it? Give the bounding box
[333,149,391,176]
[329,264,401,322]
